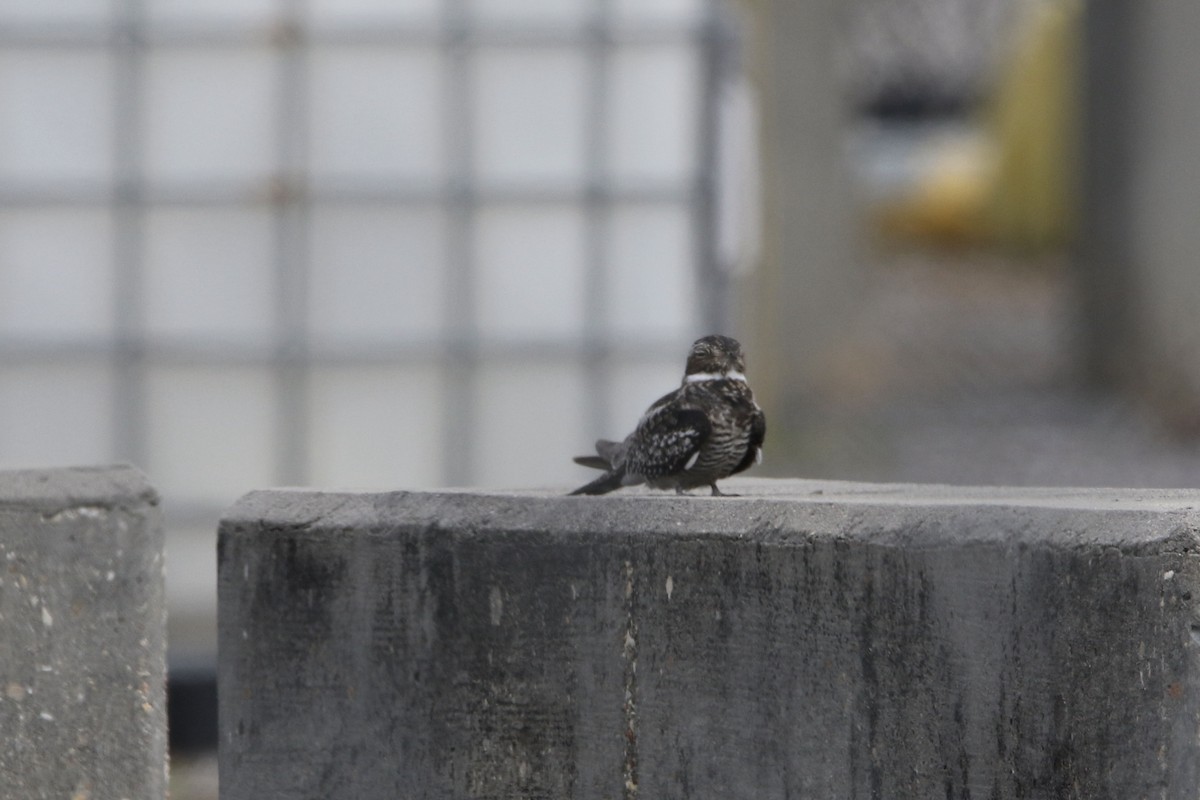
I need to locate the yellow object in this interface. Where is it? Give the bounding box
[875,131,995,246]
[985,0,1081,249]
[874,0,1081,251]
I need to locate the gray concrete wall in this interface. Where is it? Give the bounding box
[0,465,167,799]
[1078,1,1200,426]
[220,479,1200,799]
[737,0,861,464]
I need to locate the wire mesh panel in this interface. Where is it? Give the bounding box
[0,0,740,650]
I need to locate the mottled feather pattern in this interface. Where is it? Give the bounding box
[569,335,765,496]
[655,379,760,490]
[623,405,709,480]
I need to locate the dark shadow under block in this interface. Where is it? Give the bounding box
[219,479,1200,799]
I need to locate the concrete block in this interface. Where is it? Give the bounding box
[0,465,167,799]
[219,479,1200,799]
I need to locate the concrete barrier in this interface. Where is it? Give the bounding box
[0,465,167,798]
[219,479,1200,799]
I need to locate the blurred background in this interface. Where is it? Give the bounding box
[0,0,1197,795]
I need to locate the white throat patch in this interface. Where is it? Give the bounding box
[685,370,747,384]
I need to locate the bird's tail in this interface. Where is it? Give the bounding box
[572,439,622,471]
[568,468,626,496]
[595,439,623,464]
[573,455,610,470]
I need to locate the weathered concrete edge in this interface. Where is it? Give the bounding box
[221,477,1200,553]
[0,464,160,513]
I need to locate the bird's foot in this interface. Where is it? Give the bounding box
[710,484,739,497]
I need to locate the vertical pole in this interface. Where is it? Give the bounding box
[1074,0,1139,388]
[694,0,732,336]
[582,0,613,439]
[738,0,859,469]
[442,0,478,486]
[274,1,311,486]
[1075,0,1200,429]
[111,0,147,469]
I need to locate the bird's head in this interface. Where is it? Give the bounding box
[683,335,747,382]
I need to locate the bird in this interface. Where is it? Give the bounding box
[569,334,766,496]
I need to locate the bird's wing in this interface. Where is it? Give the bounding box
[623,401,711,480]
[731,407,767,475]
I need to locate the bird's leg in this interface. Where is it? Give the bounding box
[675,487,688,496]
[709,484,739,497]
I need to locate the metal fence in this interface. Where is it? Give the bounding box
[0,0,740,518]
[0,0,744,655]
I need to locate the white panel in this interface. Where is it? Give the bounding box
[0,51,113,183]
[309,46,443,182]
[146,367,276,504]
[306,0,438,25]
[0,209,113,339]
[606,203,695,336]
[309,366,443,489]
[144,48,276,183]
[0,365,113,470]
[0,0,112,23]
[473,48,587,186]
[143,207,274,342]
[475,360,586,488]
[147,0,276,26]
[613,0,703,24]
[476,205,586,340]
[469,0,589,26]
[608,44,699,183]
[607,358,681,438]
[309,205,445,344]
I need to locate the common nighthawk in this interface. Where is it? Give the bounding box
[569,334,766,496]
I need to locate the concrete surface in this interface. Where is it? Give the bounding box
[0,465,167,799]
[1078,0,1200,420]
[741,0,861,429]
[219,478,1200,799]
